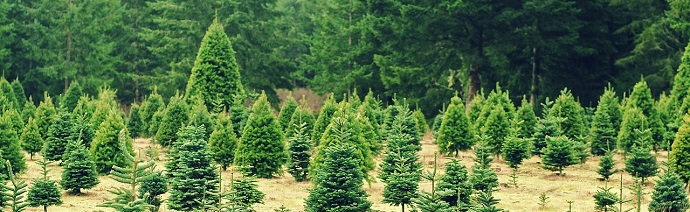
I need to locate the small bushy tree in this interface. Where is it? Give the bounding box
[593,184,619,212]
[516,97,537,138]
[436,96,474,156]
[550,88,586,140]
[61,81,83,112]
[139,88,165,138]
[532,101,561,155]
[126,103,144,138]
[27,160,62,212]
[19,118,43,160]
[61,139,99,195]
[648,171,689,212]
[10,79,26,110]
[482,105,510,159]
[20,96,36,124]
[541,136,578,176]
[155,93,189,147]
[43,109,73,162]
[208,112,238,171]
[90,112,135,174]
[139,171,167,212]
[597,152,616,181]
[277,95,298,131]
[34,93,56,140]
[287,123,311,182]
[618,107,646,156]
[285,101,315,140]
[671,114,690,187]
[624,130,659,184]
[590,95,618,156]
[312,95,338,144]
[98,138,155,212]
[437,159,472,209]
[2,161,29,212]
[0,112,26,175]
[0,77,19,111]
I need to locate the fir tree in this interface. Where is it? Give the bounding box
[19,118,43,160]
[10,79,26,110]
[305,144,372,211]
[71,96,94,123]
[312,95,338,144]
[167,125,219,211]
[20,96,36,124]
[155,93,189,147]
[670,114,690,186]
[287,123,311,182]
[648,171,689,212]
[126,103,144,138]
[532,100,561,155]
[285,102,315,140]
[467,92,485,130]
[502,135,531,170]
[590,99,617,156]
[541,136,578,176]
[221,174,265,211]
[229,95,249,137]
[27,160,62,212]
[412,109,429,137]
[470,136,499,192]
[208,112,238,171]
[482,105,510,159]
[358,113,383,156]
[187,98,214,139]
[91,112,135,174]
[0,77,19,111]
[278,95,298,131]
[138,88,165,138]
[413,153,452,212]
[437,159,472,209]
[235,92,287,178]
[432,112,444,139]
[618,107,646,156]
[624,130,659,184]
[139,171,167,212]
[516,97,537,139]
[2,161,29,212]
[0,112,26,175]
[475,189,504,212]
[4,109,22,134]
[43,109,73,162]
[34,93,56,140]
[148,110,164,139]
[68,115,95,151]
[597,152,617,181]
[60,81,82,112]
[436,96,474,156]
[593,184,619,212]
[599,85,622,135]
[98,138,155,212]
[626,79,666,149]
[61,139,99,195]
[89,87,119,130]
[549,88,586,140]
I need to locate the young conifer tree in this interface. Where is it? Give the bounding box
[532,100,562,155]
[27,159,62,212]
[412,109,429,137]
[20,96,36,124]
[91,112,135,174]
[618,107,646,156]
[0,112,26,175]
[437,159,472,209]
[648,170,689,212]
[126,103,144,138]
[61,81,83,112]
[155,93,189,147]
[0,78,19,110]
[436,96,474,157]
[285,101,315,140]
[139,171,167,212]
[624,129,659,184]
[43,109,73,162]
[541,136,578,176]
[208,112,238,171]
[68,115,95,150]
[591,90,618,156]
[61,139,99,195]
[482,105,510,159]
[19,118,43,160]
[549,88,586,140]
[312,95,338,144]
[187,98,214,139]
[2,161,29,212]
[287,123,311,182]
[593,184,619,212]
[597,152,617,181]
[670,113,690,187]
[34,93,56,140]
[516,96,537,138]
[278,95,298,131]
[138,87,165,138]
[10,79,26,110]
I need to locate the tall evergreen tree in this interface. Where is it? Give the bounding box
[20,96,36,124]
[208,112,238,171]
[436,96,474,156]
[10,79,26,110]
[234,92,287,178]
[590,93,618,156]
[305,144,372,211]
[312,95,337,144]
[278,95,298,131]
[437,159,472,209]
[618,107,646,155]
[599,85,622,135]
[27,160,62,212]
[90,112,134,174]
[60,81,82,112]
[126,103,144,138]
[648,171,689,212]
[541,136,578,176]
[671,114,690,187]
[19,117,43,160]
[624,129,659,184]
[516,97,537,139]
[43,109,72,162]
[185,17,245,111]
[61,139,99,195]
[287,123,311,182]
[155,93,188,147]
[625,79,666,150]
[549,88,586,140]
[167,125,219,211]
[0,112,25,175]
[33,93,56,140]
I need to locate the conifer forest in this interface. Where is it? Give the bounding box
[2,0,690,212]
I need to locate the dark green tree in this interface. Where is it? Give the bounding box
[437,159,472,209]
[223,176,265,211]
[61,139,99,195]
[412,153,452,212]
[60,81,82,112]
[502,132,531,187]
[432,111,443,139]
[19,117,43,160]
[98,138,155,212]
[20,96,36,124]
[0,112,25,175]
[228,95,249,137]
[43,109,72,162]
[541,136,578,176]
[139,171,167,212]
[71,96,94,123]
[618,107,646,156]
[33,94,56,140]
[2,161,29,212]
[10,79,26,110]
[138,88,165,138]
[68,115,95,151]
[599,85,621,135]
[550,88,586,140]
[285,101,315,140]
[532,101,561,155]
[167,125,219,211]
[208,112,238,171]
[304,144,372,211]
[287,123,311,182]
[593,184,619,212]
[278,95,298,131]
[670,114,690,187]
[0,77,19,111]
[234,92,287,178]
[185,17,245,111]
[624,130,659,184]
[187,98,214,139]
[436,96,474,156]
[625,79,666,150]
[312,95,337,144]
[516,97,537,139]
[590,96,617,156]
[155,93,188,147]
[27,160,62,212]
[90,112,135,174]
[482,105,510,159]
[597,152,616,181]
[470,136,498,192]
[126,103,144,138]
[648,171,689,212]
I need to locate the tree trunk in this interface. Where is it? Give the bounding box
[44,205,47,212]
[402,203,405,212]
[530,47,539,107]
[466,64,480,110]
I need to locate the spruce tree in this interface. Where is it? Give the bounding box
[312,95,338,144]
[68,115,95,151]
[516,97,537,139]
[27,160,62,212]
[148,110,164,139]
[305,144,372,211]
[593,184,619,212]
[19,118,43,160]
[90,112,135,174]
[20,96,36,124]
[223,176,265,210]
[541,136,578,176]
[648,171,689,212]
[625,79,666,150]
[34,93,56,140]
[436,96,474,156]
[89,87,119,130]
[229,95,249,137]
[10,79,26,110]
[287,123,311,182]
[590,99,617,156]
[413,153,452,212]
[155,93,189,147]
[208,112,238,171]
[126,103,144,138]
[61,139,99,195]
[358,113,383,156]
[550,88,586,140]
[60,81,82,112]
[482,105,510,159]
[432,110,444,139]
[618,107,646,156]
[187,98,214,139]
[670,114,690,186]
[470,137,499,192]
[285,102,315,140]
[235,92,287,178]
[671,42,690,113]
[71,96,94,123]
[532,101,562,155]
[597,152,617,181]
[2,161,29,212]
[185,17,245,111]
[4,109,22,134]
[98,138,155,212]
[0,77,19,111]
[600,85,622,134]
[0,112,26,175]
[139,171,167,212]
[167,125,219,211]
[467,92,485,130]
[624,129,659,184]
[502,134,531,186]
[138,87,165,138]
[278,95,298,131]
[412,109,429,137]
[43,109,72,162]
[437,159,472,209]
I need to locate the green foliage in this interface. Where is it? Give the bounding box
[61,139,99,194]
[502,135,531,170]
[90,87,121,129]
[43,109,73,161]
[278,95,298,131]
[0,77,20,111]
[312,96,337,144]
[516,97,537,139]
[549,88,586,140]
[148,110,164,140]
[229,96,249,137]
[90,112,134,174]
[20,96,36,124]
[10,79,26,110]
[413,153,452,212]
[2,161,29,212]
[624,130,659,184]
[285,102,315,141]
[412,109,429,137]
[34,94,56,140]
[437,159,472,208]
[436,96,474,156]
[305,144,372,212]
[208,112,238,171]
[597,152,617,181]
[625,79,666,150]
[155,94,189,147]
[475,189,504,212]
[138,88,165,138]
[126,103,143,138]
[139,171,167,212]
[541,136,578,176]
[599,85,622,136]
[618,107,646,155]
[71,96,94,123]
[27,160,62,212]
[185,18,245,112]
[648,171,689,212]
[482,105,511,159]
[19,117,43,160]
[287,123,311,182]
[61,81,82,112]
[532,101,561,155]
[432,112,443,139]
[68,115,95,152]
[672,43,690,113]
[223,176,265,211]
[0,112,26,175]
[670,114,690,185]
[235,92,287,178]
[590,95,618,156]
[167,125,219,211]
[187,98,214,139]
[593,184,619,212]
[98,138,155,212]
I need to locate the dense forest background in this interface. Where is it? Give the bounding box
[1,0,689,117]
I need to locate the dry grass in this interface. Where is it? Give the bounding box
[13,134,670,212]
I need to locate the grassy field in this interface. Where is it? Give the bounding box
[16,133,668,212]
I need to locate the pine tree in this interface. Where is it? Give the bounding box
[148,110,164,139]
[549,88,586,140]
[223,176,265,210]
[278,95,298,131]
[0,77,19,111]
[593,184,619,212]
[2,161,29,212]
[285,102,315,140]
[599,85,622,135]
[670,114,690,187]
[436,96,474,156]
[68,115,95,151]
[618,107,646,156]
[516,97,537,139]
[437,159,472,209]
[597,152,617,181]
[20,96,36,124]
[91,111,135,174]
[155,93,189,147]
[312,95,338,144]
[502,135,531,170]
[235,92,287,178]
[532,101,562,155]
[287,123,311,182]
[61,139,99,195]
[71,96,94,123]
[187,98,214,139]
[626,79,666,149]
[98,137,155,212]
[43,109,73,162]
[412,109,429,137]
[4,109,22,134]
[167,125,219,211]
[34,93,56,140]
[229,95,249,137]
[89,87,119,130]
[541,136,578,176]
[27,160,62,212]
[60,81,82,112]
[10,79,26,110]
[139,171,167,212]
[470,137,499,192]
[19,118,43,160]
[432,110,444,139]
[648,171,689,212]
[590,99,617,156]
[482,105,510,159]
[126,103,144,138]
[185,17,245,112]
[138,88,165,138]
[305,144,372,211]
[208,112,238,171]
[624,130,659,184]
[0,112,26,175]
